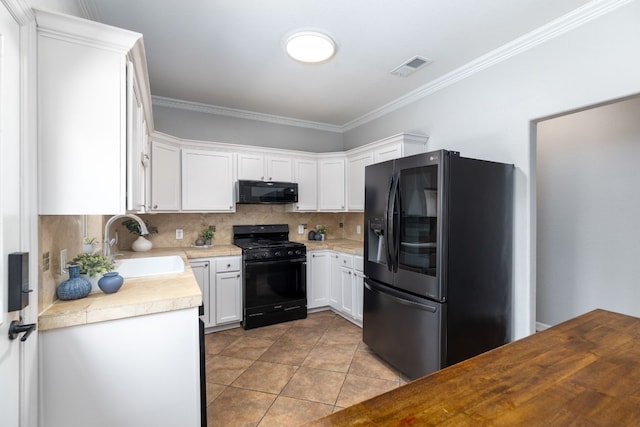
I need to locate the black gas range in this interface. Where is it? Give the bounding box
[233,225,307,329]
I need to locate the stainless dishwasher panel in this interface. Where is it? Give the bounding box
[363,279,445,380]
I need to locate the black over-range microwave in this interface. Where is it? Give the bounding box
[237,180,298,204]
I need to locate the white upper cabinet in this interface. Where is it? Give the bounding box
[372,133,429,163]
[36,10,144,214]
[346,152,374,211]
[237,153,263,181]
[291,157,318,211]
[182,148,235,211]
[150,140,181,211]
[318,156,346,211]
[237,153,293,182]
[126,70,149,213]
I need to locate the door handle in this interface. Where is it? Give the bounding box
[8,319,36,342]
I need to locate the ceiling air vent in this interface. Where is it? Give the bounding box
[390,56,432,77]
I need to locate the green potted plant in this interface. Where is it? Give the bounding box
[68,253,115,292]
[200,229,214,246]
[82,236,97,254]
[122,219,158,252]
[315,225,327,240]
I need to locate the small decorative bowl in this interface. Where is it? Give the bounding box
[98,272,124,294]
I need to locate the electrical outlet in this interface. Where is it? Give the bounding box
[176,229,183,240]
[60,249,67,275]
[356,225,361,234]
[42,251,50,272]
[298,224,304,234]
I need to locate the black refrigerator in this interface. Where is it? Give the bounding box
[363,149,513,380]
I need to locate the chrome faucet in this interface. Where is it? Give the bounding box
[103,214,149,259]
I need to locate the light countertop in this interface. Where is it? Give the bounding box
[302,239,363,255]
[38,248,203,331]
[38,241,362,332]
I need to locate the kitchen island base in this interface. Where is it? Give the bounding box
[39,307,200,427]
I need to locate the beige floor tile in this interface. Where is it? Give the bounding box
[280,326,325,345]
[205,332,239,356]
[242,322,292,340]
[302,345,355,373]
[232,361,298,394]
[207,387,276,427]
[205,312,405,424]
[206,355,254,385]
[219,336,275,360]
[206,383,226,406]
[258,396,334,427]
[335,373,398,408]
[281,367,346,405]
[317,327,362,349]
[259,341,314,366]
[349,349,400,381]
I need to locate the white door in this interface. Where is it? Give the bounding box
[1,4,37,426]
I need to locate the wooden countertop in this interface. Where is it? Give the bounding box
[306,309,640,426]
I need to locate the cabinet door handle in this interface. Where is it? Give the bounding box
[236,274,240,278]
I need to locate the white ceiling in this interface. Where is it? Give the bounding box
[34,0,593,128]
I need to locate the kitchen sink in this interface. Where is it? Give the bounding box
[115,255,185,278]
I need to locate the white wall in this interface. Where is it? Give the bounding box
[343,1,640,338]
[536,96,640,326]
[153,104,344,152]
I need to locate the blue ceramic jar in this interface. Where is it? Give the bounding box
[98,272,124,294]
[57,264,91,300]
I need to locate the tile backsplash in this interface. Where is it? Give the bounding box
[111,205,363,249]
[38,206,363,312]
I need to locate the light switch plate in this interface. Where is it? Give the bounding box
[176,229,183,240]
[298,225,304,234]
[60,249,67,275]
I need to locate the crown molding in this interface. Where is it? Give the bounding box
[341,0,636,131]
[152,96,343,133]
[2,0,34,24]
[154,0,633,134]
[34,8,141,53]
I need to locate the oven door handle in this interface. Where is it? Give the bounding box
[245,258,307,267]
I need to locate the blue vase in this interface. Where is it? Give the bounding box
[98,272,124,294]
[57,265,91,300]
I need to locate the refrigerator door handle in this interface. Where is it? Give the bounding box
[388,172,400,272]
[385,174,396,271]
[365,282,437,313]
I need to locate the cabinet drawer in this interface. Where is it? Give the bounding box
[215,257,241,272]
[336,253,353,268]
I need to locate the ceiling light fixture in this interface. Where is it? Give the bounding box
[285,31,336,63]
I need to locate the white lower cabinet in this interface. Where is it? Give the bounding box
[40,308,201,427]
[190,256,242,329]
[307,251,331,308]
[354,256,364,324]
[215,271,242,324]
[308,250,363,326]
[329,252,342,309]
[190,259,212,325]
